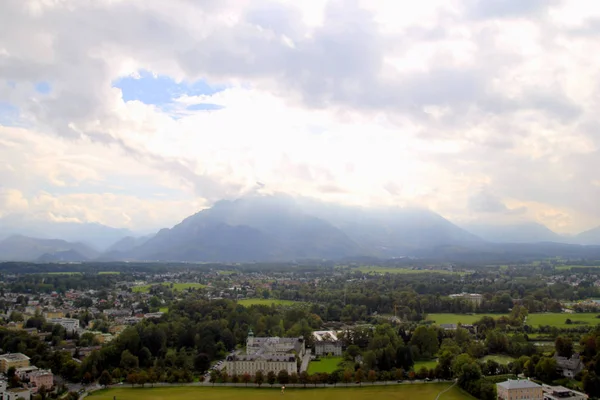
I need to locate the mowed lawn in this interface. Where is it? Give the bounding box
[414,359,438,370]
[480,355,515,365]
[238,298,300,307]
[308,357,344,374]
[98,271,121,275]
[132,283,207,293]
[88,384,475,400]
[527,313,600,328]
[426,314,506,325]
[356,267,462,275]
[427,312,600,328]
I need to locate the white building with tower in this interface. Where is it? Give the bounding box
[224,329,305,376]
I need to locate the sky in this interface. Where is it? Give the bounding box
[1,0,600,234]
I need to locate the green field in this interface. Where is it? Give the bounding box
[426,314,506,325]
[308,357,344,374]
[527,313,600,328]
[45,272,82,275]
[413,359,438,370]
[480,355,515,365]
[88,384,474,400]
[98,271,121,275]
[555,265,600,271]
[237,298,300,307]
[158,307,169,313]
[355,267,462,275]
[132,282,207,293]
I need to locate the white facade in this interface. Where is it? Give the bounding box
[224,330,304,376]
[224,354,297,376]
[315,341,342,356]
[47,318,80,334]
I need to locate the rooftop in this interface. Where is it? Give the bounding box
[497,379,541,390]
[0,353,30,361]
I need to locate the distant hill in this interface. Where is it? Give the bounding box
[127,196,362,262]
[0,214,131,250]
[461,222,564,243]
[574,226,600,245]
[105,234,154,253]
[113,195,483,262]
[0,235,99,261]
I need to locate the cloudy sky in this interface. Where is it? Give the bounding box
[1,0,600,234]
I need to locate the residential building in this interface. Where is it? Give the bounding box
[47,318,80,334]
[43,311,64,319]
[497,379,543,400]
[313,330,342,356]
[555,354,584,378]
[224,329,304,376]
[2,388,31,400]
[15,366,39,381]
[449,293,483,307]
[0,353,30,374]
[315,341,342,356]
[542,384,587,400]
[28,370,53,390]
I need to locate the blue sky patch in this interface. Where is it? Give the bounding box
[0,102,20,126]
[186,103,224,111]
[35,82,51,94]
[113,70,226,107]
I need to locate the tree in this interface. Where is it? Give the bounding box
[138,371,148,387]
[583,371,600,398]
[126,373,138,387]
[343,370,353,385]
[277,370,289,385]
[267,371,276,386]
[220,371,229,383]
[209,370,219,385]
[241,373,251,386]
[255,371,265,387]
[112,368,122,382]
[409,326,439,359]
[535,357,558,383]
[194,353,210,373]
[345,345,361,360]
[299,371,309,387]
[120,350,139,370]
[99,370,113,387]
[555,336,574,358]
[354,369,364,385]
[367,370,377,385]
[289,372,299,384]
[395,368,405,381]
[82,372,93,385]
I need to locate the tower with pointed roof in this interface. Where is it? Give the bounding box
[247,328,254,349]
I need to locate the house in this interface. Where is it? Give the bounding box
[28,370,54,390]
[449,293,483,307]
[0,353,30,374]
[2,388,31,400]
[440,324,457,330]
[47,318,80,334]
[554,354,584,378]
[315,341,343,356]
[15,366,39,381]
[313,330,343,356]
[497,379,543,400]
[542,384,587,400]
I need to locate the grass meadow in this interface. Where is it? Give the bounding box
[87,384,475,400]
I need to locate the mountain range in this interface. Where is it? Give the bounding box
[2,195,600,262]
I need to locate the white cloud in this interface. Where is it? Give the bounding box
[1,0,600,234]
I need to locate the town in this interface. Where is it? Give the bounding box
[1,261,600,399]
